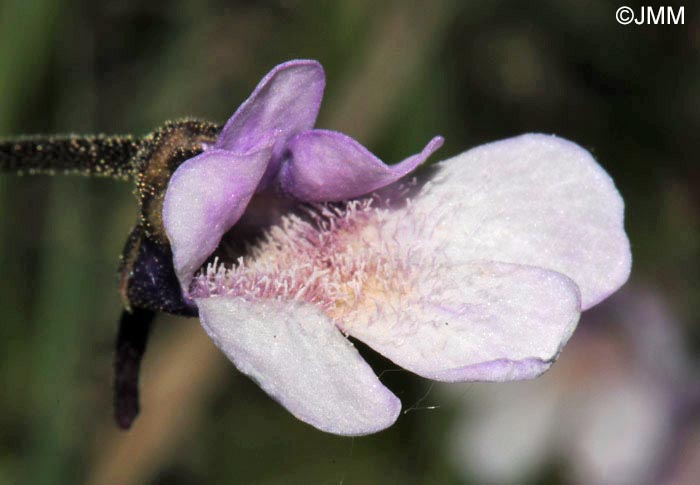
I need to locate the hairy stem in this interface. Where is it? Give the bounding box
[0,134,139,180]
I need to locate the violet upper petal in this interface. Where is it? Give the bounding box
[341,261,581,382]
[215,59,325,158]
[280,130,444,202]
[163,146,273,290]
[196,296,401,436]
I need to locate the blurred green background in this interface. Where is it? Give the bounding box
[0,1,697,484]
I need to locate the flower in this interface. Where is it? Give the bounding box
[162,60,631,436]
[445,285,697,484]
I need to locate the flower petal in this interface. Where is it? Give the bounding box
[398,133,631,309]
[341,261,581,382]
[163,147,273,289]
[195,296,401,436]
[215,59,325,157]
[280,130,444,202]
[567,375,672,483]
[448,380,560,483]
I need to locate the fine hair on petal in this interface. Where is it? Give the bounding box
[190,185,445,329]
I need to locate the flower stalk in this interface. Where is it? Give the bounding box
[0,134,139,179]
[1,119,221,429]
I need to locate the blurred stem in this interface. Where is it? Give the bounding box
[88,322,228,485]
[28,178,91,485]
[323,0,454,144]
[0,0,61,132]
[0,0,62,295]
[0,1,65,482]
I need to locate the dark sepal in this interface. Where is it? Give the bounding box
[111,121,222,429]
[119,224,198,317]
[114,223,198,430]
[113,307,155,430]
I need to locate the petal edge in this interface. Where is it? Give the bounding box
[215,59,325,157]
[163,146,273,289]
[341,261,581,382]
[282,130,443,202]
[399,133,631,309]
[196,296,401,436]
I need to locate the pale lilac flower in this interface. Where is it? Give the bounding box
[162,59,631,435]
[446,286,696,484]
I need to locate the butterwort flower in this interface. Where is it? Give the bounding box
[446,285,697,484]
[161,60,631,435]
